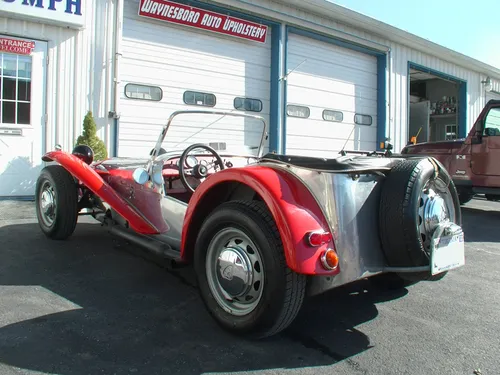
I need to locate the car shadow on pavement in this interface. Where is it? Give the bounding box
[461,206,500,243]
[0,221,408,375]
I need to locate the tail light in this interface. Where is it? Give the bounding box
[307,231,332,247]
[306,230,340,271]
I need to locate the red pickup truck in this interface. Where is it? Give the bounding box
[401,99,500,204]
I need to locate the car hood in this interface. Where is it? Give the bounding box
[402,139,465,155]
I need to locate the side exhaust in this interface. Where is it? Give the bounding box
[95,213,184,269]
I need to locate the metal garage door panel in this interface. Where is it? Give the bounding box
[286,33,378,157]
[118,0,271,158]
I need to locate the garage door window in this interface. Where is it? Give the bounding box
[323,110,343,123]
[287,105,310,119]
[354,114,372,126]
[125,83,162,101]
[183,91,216,107]
[1,53,32,125]
[234,97,263,112]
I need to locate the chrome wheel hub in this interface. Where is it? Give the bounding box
[418,178,455,253]
[422,190,448,234]
[206,228,264,316]
[216,247,253,298]
[39,182,56,227]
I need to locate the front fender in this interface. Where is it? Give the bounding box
[181,165,338,275]
[42,151,158,234]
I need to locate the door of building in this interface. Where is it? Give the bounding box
[0,36,47,198]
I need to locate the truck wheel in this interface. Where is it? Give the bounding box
[379,158,461,282]
[194,200,306,339]
[35,165,79,240]
[458,190,474,205]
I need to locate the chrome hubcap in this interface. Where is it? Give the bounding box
[418,178,456,253]
[39,181,56,227]
[206,228,264,316]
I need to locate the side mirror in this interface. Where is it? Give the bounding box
[471,130,483,144]
[132,168,149,185]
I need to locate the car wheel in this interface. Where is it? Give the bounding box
[379,158,461,283]
[35,165,79,240]
[194,200,306,339]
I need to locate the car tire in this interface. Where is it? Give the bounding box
[35,165,79,240]
[194,200,306,339]
[458,190,474,205]
[379,158,461,283]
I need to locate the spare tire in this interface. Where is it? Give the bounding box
[378,157,461,278]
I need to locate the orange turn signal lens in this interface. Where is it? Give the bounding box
[320,249,339,270]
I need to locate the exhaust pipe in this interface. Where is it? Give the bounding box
[97,214,184,268]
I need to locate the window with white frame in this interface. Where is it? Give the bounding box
[323,109,343,122]
[354,114,372,126]
[287,104,310,118]
[183,91,216,107]
[124,83,163,101]
[1,53,32,124]
[234,97,263,112]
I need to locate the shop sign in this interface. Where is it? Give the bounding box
[0,0,85,29]
[0,37,35,55]
[138,0,268,44]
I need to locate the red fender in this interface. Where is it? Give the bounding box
[181,165,339,275]
[42,151,159,234]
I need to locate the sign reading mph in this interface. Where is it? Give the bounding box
[138,0,268,44]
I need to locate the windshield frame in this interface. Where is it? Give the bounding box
[148,110,269,165]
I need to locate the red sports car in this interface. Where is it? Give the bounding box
[35,110,465,339]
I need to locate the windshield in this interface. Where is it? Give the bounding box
[157,111,267,158]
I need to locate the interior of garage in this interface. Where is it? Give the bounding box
[408,67,460,143]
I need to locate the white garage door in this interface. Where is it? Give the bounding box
[285,33,378,157]
[118,0,271,158]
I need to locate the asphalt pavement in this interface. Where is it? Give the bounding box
[0,197,499,375]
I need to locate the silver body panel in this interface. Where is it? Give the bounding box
[261,163,390,295]
[156,196,188,249]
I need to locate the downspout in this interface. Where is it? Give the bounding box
[110,0,124,157]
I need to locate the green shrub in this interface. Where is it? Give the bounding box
[75,111,108,161]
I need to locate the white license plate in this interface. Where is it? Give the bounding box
[430,226,465,275]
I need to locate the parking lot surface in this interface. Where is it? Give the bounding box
[0,198,499,375]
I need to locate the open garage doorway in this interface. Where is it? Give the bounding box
[408,63,467,144]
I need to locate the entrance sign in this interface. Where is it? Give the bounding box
[0,37,35,55]
[138,0,268,44]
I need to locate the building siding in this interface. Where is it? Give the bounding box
[214,0,494,150]
[0,0,116,155]
[2,0,499,160]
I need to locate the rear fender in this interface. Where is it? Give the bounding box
[42,151,158,234]
[181,165,339,275]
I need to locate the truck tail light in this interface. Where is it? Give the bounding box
[321,249,339,270]
[307,231,332,247]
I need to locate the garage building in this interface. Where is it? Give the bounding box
[1,0,499,198]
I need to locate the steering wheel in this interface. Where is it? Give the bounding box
[178,143,225,193]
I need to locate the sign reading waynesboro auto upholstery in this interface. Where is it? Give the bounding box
[138,0,268,43]
[0,37,35,55]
